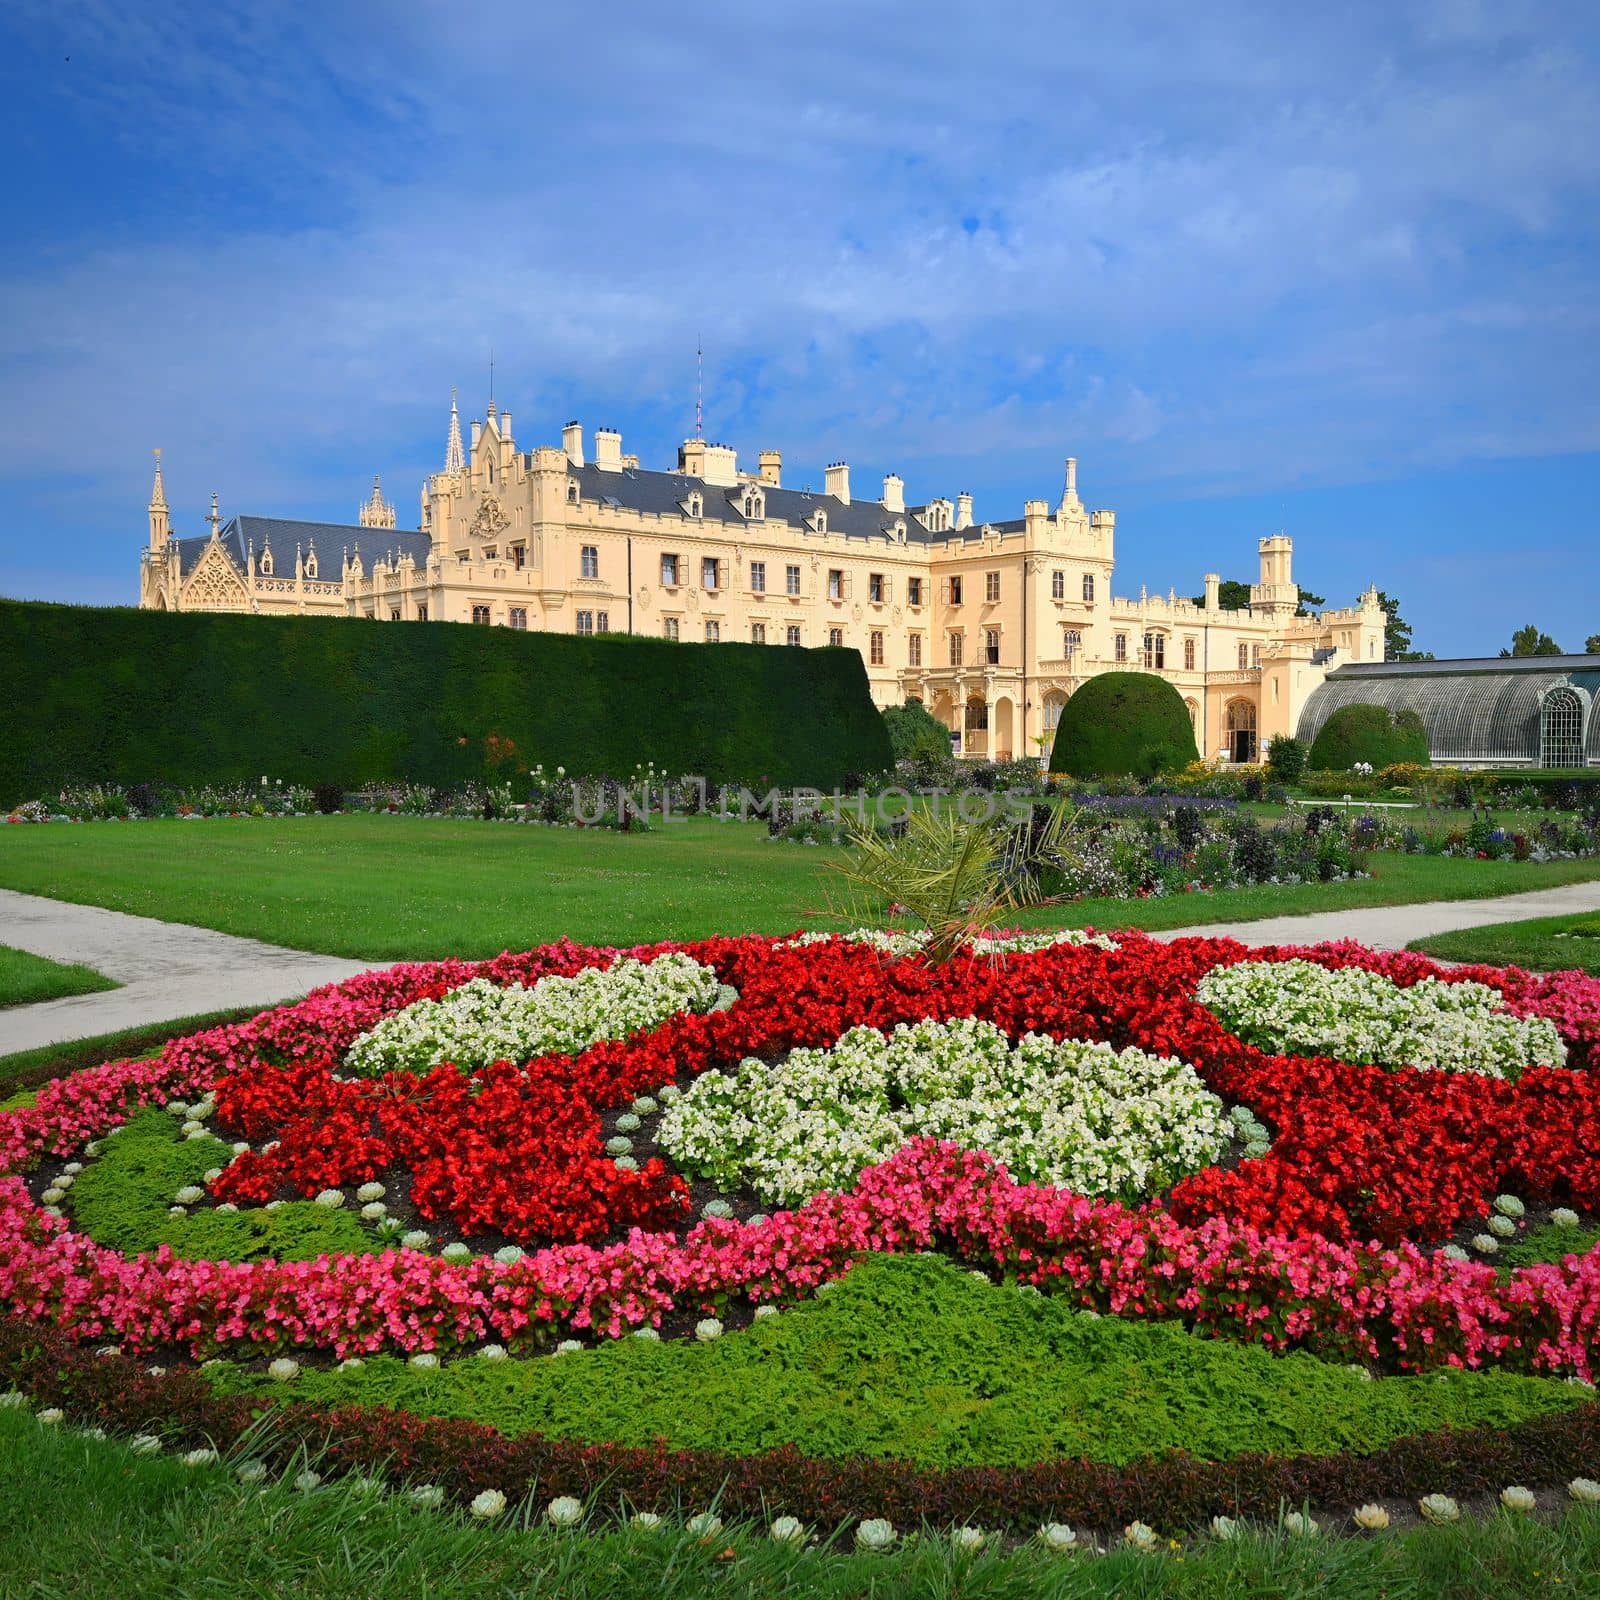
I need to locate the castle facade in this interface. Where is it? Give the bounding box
[139,399,1387,763]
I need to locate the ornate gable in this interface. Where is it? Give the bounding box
[182,539,252,612]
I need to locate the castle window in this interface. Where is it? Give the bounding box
[785,564,801,596]
[482,546,497,561]
[949,631,964,667]
[907,577,923,607]
[686,491,702,518]
[416,603,428,622]
[472,605,491,625]
[1184,637,1196,670]
[829,627,844,647]
[1252,643,1261,668]
[786,624,801,646]
[661,553,681,586]
[596,611,609,631]
[513,543,527,571]
[567,482,579,504]
[1082,573,1095,604]
[510,607,527,630]
[868,572,885,603]
[1051,569,1064,600]
[985,571,1000,603]
[1063,628,1081,657]
[580,545,597,578]
[870,630,885,665]
[389,607,400,622]
[1238,642,1249,669]
[985,628,1000,665]
[664,616,680,641]
[751,622,766,644]
[828,569,844,601]
[742,488,764,519]
[813,510,827,534]
[1143,633,1165,670]
[306,551,319,578]
[260,548,274,575]
[1114,633,1127,662]
[706,620,720,643]
[702,556,719,590]
[949,575,963,605]
[750,561,766,593]
[908,632,922,667]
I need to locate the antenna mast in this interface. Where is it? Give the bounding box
[695,338,703,439]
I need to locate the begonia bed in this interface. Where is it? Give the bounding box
[5,928,1600,1531]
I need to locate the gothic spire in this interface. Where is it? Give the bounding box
[444,388,465,474]
[149,448,167,510]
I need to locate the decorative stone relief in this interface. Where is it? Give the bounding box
[470,497,510,542]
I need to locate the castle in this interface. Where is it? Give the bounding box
[139,397,1387,763]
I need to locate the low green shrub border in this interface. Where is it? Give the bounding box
[202,1254,1581,1469]
[4,1313,1599,1535]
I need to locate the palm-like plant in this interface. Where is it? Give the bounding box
[828,801,1081,963]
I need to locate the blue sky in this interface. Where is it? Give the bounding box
[2,0,1596,655]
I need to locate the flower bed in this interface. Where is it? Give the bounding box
[4,929,1600,1525]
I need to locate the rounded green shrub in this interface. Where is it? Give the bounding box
[1047,672,1199,778]
[1308,704,1431,772]
[882,700,951,763]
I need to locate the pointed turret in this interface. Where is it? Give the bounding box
[207,493,221,541]
[358,474,396,529]
[444,388,465,474]
[148,449,171,550]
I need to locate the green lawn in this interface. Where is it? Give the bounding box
[1410,913,1600,975]
[0,943,116,1008]
[3,815,1600,960]
[2,1411,1598,1599]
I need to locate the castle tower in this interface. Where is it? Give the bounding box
[443,389,465,475]
[1250,533,1299,618]
[148,450,170,550]
[358,475,396,528]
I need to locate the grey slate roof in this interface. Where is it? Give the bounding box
[174,517,430,578]
[567,461,1003,544]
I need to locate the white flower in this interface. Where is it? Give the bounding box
[313,1189,345,1208]
[408,1352,440,1370]
[1500,1486,1536,1512]
[1440,1244,1470,1261]
[1471,1234,1500,1254]
[401,1231,431,1251]
[63,1162,83,1176]
[357,1182,386,1203]
[555,1340,584,1356]
[95,1345,121,1358]
[1493,1194,1526,1218]
[478,1345,508,1362]
[546,1496,584,1527]
[348,1473,383,1497]
[1419,1494,1460,1524]
[0,1390,26,1408]
[409,1484,446,1509]
[183,1447,220,1467]
[1209,1515,1239,1539]
[146,1366,166,1377]
[232,1142,250,1156]
[360,1202,387,1221]
[169,1205,189,1217]
[753,1305,779,1321]
[615,1113,642,1133]
[631,1097,659,1116]
[1123,1521,1159,1551]
[854,1518,894,1551]
[630,1327,660,1341]
[129,1434,161,1455]
[1552,1207,1581,1228]
[686,1511,723,1538]
[1488,1214,1517,1238]
[1038,1522,1078,1551]
[1283,1511,1318,1536]
[1570,1478,1600,1504]
[469,1489,507,1520]
[337,1357,365,1371]
[36,1407,64,1425]
[175,1186,205,1205]
[40,1189,66,1206]
[694,1318,724,1342]
[215,1202,238,1215]
[701,1199,734,1220]
[440,1242,472,1263]
[769,1515,806,1544]
[80,1426,106,1441]
[237,1461,268,1484]
[613,1155,638,1172]
[267,1358,299,1382]
[631,1510,663,1531]
[203,1168,223,1184]
[951,1525,987,1552]
[181,1120,206,1137]
[294,1469,322,1493]
[493,1246,524,1266]
[52,1174,74,1190]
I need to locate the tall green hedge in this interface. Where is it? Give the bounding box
[1308,704,1431,772]
[1047,671,1199,777]
[0,601,891,802]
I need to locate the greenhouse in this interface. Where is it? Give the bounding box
[1296,655,1600,768]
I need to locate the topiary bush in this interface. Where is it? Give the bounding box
[1309,704,1431,772]
[1266,734,1308,784]
[882,700,952,763]
[1047,673,1199,779]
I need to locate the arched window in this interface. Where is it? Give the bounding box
[1042,692,1067,732]
[1226,699,1258,764]
[743,488,764,519]
[1183,637,1196,670]
[1062,627,1081,658]
[1143,632,1165,669]
[1541,687,1586,768]
[259,546,274,575]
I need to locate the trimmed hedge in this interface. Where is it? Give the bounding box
[1309,704,1431,772]
[881,700,951,763]
[0,601,891,800]
[1048,672,1198,778]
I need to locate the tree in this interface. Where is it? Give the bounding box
[1586,633,1600,655]
[1375,591,1432,662]
[1191,578,1254,610]
[1294,588,1326,617]
[1500,624,1563,658]
[881,699,951,763]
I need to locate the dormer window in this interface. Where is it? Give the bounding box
[566,482,579,505]
[686,491,703,519]
[259,547,274,575]
[305,549,318,579]
[810,509,827,535]
[741,487,765,520]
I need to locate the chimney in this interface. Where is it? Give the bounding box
[562,421,585,467]
[470,420,482,450]
[824,461,851,505]
[702,443,738,486]
[955,492,973,530]
[1064,457,1078,499]
[678,438,707,478]
[882,472,904,513]
[499,412,512,445]
[758,450,782,487]
[594,427,623,472]
[1204,572,1220,611]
